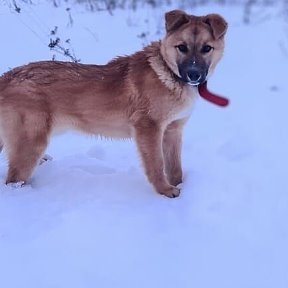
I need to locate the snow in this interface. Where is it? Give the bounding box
[0,1,288,288]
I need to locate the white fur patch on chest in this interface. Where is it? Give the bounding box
[171,86,197,121]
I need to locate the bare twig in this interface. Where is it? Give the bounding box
[49,28,80,63]
[12,0,21,13]
[66,8,74,27]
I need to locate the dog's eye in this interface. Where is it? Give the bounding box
[201,45,213,53]
[176,44,188,53]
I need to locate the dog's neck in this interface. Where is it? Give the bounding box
[145,41,185,93]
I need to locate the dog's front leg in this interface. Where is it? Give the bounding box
[163,119,186,186]
[134,119,180,198]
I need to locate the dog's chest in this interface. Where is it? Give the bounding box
[170,86,197,121]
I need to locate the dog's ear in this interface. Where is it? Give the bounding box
[165,10,190,33]
[203,14,228,39]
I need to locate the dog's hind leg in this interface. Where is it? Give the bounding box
[5,133,50,184]
[0,138,3,153]
[2,111,51,185]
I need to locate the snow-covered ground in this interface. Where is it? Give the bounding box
[0,1,288,288]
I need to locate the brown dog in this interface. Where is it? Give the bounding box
[0,10,227,197]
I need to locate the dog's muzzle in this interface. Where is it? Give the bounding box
[178,62,208,86]
[186,67,205,86]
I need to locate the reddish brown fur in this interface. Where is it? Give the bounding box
[0,10,227,197]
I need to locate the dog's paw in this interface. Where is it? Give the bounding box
[169,177,183,187]
[6,181,25,189]
[160,185,181,198]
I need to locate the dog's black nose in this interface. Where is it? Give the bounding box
[187,69,201,82]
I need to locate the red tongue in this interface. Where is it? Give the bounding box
[198,81,229,107]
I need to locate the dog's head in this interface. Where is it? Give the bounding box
[160,10,227,86]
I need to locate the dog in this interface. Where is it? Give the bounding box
[0,10,227,197]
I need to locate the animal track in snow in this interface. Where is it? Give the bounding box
[86,145,106,161]
[72,164,115,175]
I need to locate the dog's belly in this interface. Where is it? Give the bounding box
[53,115,132,139]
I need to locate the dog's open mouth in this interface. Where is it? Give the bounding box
[198,81,229,107]
[187,80,201,86]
